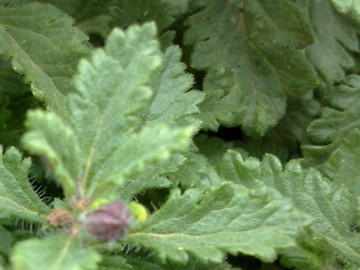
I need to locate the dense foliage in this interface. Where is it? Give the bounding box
[1,0,360,269]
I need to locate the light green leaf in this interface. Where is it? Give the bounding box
[105,45,203,200]
[298,0,359,86]
[331,0,360,24]
[11,235,101,270]
[22,110,81,198]
[23,23,195,202]
[185,0,317,136]
[0,2,89,114]
[0,146,50,223]
[126,183,310,263]
[303,75,360,166]
[221,150,360,267]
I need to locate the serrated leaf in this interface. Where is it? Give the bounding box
[10,235,101,270]
[101,45,203,200]
[303,75,360,166]
[145,46,204,129]
[23,23,195,202]
[0,146,50,223]
[126,182,310,263]
[118,155,183,201]
[185,0,317,136]
[22,110,81,198]
[298,0,359,86]
[0,2,89,114]
[322,130,360,209]
[221,150,360,268]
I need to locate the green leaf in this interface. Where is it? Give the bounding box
[126,183,310,263]
[0,146,50,223]
[10,235,101,270]
[98,255,132,270]
[0,2,89,114]
[99,254,237,270]
[145,46,204,129]
[23,23,195,202]
[303,75,360,166]
[117,45,204,199]
[239,95,320,163]
[298,0,359,86]
[185,0,317,136]
[221,151,360,267]
[22,110,81,198]
[322,130,360,208]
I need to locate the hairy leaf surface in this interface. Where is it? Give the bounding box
[0,146,49,223]
[185,0,317,136]
[221,151,360,267]
[116,45,203,199]
[23,23,194,202]
[127,183,310,263]
[11,235,101,270]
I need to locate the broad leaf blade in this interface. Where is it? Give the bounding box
[185,0,317,136]
[118,46,204,198]
[298,0,359,86]
[221,151,360,267]
[146,46,204,129]
[11,235,101,270]
[0,146,49,223]
[126,183,310,263]
[0,3,89,114]
[23,23,195,202]
[69,23,195,199]
[303,75,360,166]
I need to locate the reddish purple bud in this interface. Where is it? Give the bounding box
[83,201,132,242]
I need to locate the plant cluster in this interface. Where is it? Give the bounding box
[1,0,360,269]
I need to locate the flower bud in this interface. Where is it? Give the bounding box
[83,201,132,242]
